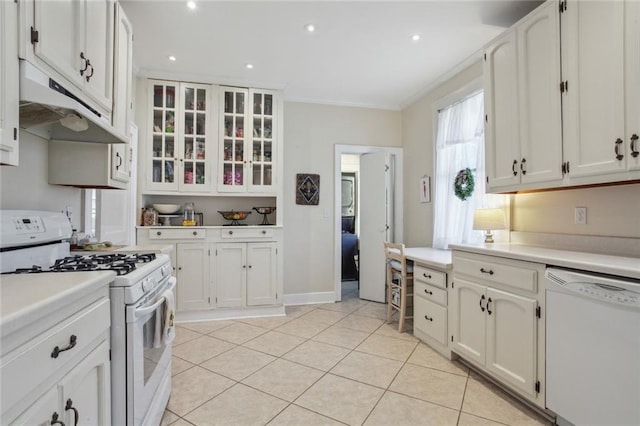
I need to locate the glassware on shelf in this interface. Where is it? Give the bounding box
[182,202,196,226]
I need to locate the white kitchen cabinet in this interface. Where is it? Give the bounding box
[145,80,216,193]
[176,243,210,311]
[0,0,19,166]
[214,242,277,307]
[112,2,134,140]
[451,251,544,407]
[412,264,450,354]
[218,87,279,193]
[29,0,114,112]
[485,1,562,192]
[627,1,640,172]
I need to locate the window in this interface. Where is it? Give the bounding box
[432,90,504,249]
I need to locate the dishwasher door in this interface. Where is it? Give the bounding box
[545,268,640,426]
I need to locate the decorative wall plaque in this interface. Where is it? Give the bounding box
[296,173,320,205]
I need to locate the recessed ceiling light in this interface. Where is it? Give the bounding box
[411,34,421,42]
[304,24,315,33]
[187,1,196,10]
[168,55,176,61]
[246,63,254,69]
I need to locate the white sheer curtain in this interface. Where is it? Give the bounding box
[432,91,502,249]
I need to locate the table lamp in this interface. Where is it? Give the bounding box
[473,208,506,243]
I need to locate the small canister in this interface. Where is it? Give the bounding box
[143,206,158,226]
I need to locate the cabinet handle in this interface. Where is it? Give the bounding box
[116,152,123,169]
[479,294,486,312]
[615,138,624,160]
[50,412,65,426]
[631,134,639,158]
[85,61,94,82]
[79,52,89,76]
[422,273,431,279]
[193,231,198,236]
[156,231,162,236]
[512,159,518,176]
[487,297,493,315]
[242,265,246,268]
[51,335,77,358]
[424,288,433,296]
[480,268,494,275]
[228,230,233,235]
[65,399,79,426]
[424,315,433,322]
[520,158,527,175]
[178,266,182,270]
[248,265,252,269]
[262,230,266,234]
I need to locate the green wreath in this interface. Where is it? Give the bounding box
[454,168,475,201]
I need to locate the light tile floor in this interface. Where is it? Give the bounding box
[162,281,552,426]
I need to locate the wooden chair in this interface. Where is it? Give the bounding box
[384,242,414,333]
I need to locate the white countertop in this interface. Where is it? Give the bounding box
[449,243,640,280]
[404,247,452,271]
[0,271,115,340]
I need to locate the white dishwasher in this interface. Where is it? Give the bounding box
[545,267,640,426]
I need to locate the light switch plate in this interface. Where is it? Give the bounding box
[575,207,587,225]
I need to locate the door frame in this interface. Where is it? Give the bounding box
[333,144,404,302]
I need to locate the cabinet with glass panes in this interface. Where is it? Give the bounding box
[145,80,214,193]
[218,87,278,193]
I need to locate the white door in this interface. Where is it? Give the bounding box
[214,243,245,308]
[451,278,486,365]
[83,0,113,111]
[358,151,392,303]
[176,243,210,311]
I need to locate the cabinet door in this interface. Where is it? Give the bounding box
[248,89,276,192]
[219,87,249,192]
[626,0,640,171]
[111,130,131,184]
[10,386,60,426]
[148,81,179,191]
[180,83,212,192]
[517,1,563,186]
[562,0,626,178]
[246,243,277,306]
[176,243,210,311]
[112,2,133,138]
[0,0,19,166]
[59,340,111,426]
[83,0,114,111]
[484,29,520,190]
[485,288,537,397]
[33,0,83,89]
[214,243,245,308]
[451,278,486,365]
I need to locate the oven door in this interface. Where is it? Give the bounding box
[125,276,176,425]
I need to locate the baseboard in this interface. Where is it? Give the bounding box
[175,305,285,323]
[283,291,336,306]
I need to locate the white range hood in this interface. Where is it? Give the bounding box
[18,60,128,144]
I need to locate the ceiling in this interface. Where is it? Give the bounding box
[121,1,542,110]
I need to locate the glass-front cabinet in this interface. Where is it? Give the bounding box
[147,80,213,192]
[219,87,278,192]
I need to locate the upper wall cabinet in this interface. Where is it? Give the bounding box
[144,80,216,193]
[112,2,133,138]
[0,0,19,166]
[27,0,115,113]
[484,1,562,192]
[561,0,640,181]
[218,87,280,193]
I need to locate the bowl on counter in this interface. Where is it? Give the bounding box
[153,204,181,214]
[218,210,251,226]
[252,207,276,225]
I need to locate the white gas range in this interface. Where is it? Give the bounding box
[0,210,175,425]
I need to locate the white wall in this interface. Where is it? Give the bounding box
[0,132,83,229]
[283,102,401,296]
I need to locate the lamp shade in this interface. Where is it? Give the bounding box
[473,208,506,231]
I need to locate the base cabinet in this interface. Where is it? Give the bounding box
[176,243,210,311]
[214,242,278,308]
[451,251,545,407]
[412,264,450,357]
[1,0,19,166]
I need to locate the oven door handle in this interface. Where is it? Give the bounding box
[134,277,176,319]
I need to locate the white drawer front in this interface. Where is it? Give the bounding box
[454,255,537,293]
[414,264,446,289]
[220,228,274,239]
[414,296,448,345]
[415,281,447,306]
[148,228,205,240]
[0,299,110,416]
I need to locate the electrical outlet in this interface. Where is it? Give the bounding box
[574,207,587,225]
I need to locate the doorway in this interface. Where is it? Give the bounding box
[333,145,403,302]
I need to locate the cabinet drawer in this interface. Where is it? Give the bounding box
[415,281,447,306]
[414,296,448,345]
[220,228,274,239]
[147,228,205,240]
[414,264,446,289]
[454,254,537,293]
[0,298,110,417]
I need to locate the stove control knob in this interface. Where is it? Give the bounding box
[142,279,152,292]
